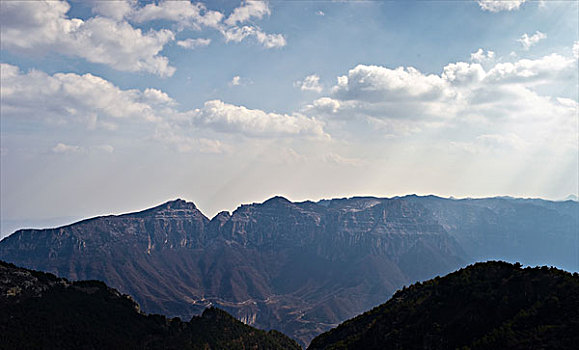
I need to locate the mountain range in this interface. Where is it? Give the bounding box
[0,195,577,345]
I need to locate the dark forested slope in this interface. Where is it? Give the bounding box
[0,260,300,350]
[308,261,579,350]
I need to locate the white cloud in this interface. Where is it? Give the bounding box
[306,52,577,153]
[316,11,325,16]
[319,54,574,119]
[518,31,547,50]
[470,48,495,62]
[0,64,162,125]
[52,143,83,154]
[254,29,286,48]
[0,1,175,77]
[573,41,579,59]
[131,1,223,29]
[225,1,270,26]
[485,53,575,84]
[331,64,451,103]
[477,0,527,12]
[90,0,136,21]
[221,25,286,48]
[230,76,242,86]
[2,64,327,141]
[177,38,211,49]
[52,143,115,154]
[310,97,341,114]
[143,88,176,106]
[442,62,485,86]
[295,74,323,93]
[1,0,286,76]
[191,100,327,138]
[131,0,285,49]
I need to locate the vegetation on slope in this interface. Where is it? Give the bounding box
[0,260,300,350]
[308,261,579,350]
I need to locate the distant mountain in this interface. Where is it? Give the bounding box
[0,195,577,345]
[308,261,579,350]
[0,260,300,350]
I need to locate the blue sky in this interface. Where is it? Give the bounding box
[1,0,578,237]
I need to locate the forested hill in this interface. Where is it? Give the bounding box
[0,260,300,350]
[308,261,579,350]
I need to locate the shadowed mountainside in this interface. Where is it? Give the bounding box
[0,260,300,350]
[308,261,579,350]
[0,195,577,345]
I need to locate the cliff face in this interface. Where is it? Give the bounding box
[0,195,576,345]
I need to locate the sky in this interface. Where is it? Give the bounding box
[1,0,578,238]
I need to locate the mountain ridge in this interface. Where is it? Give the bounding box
[4,194,574,237]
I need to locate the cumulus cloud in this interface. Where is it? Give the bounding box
[572,41,579,59]
[230,76,242,86]
[131,0,285,49]
[225,1,270,26]
[518,31,547,50]
[0,1,175,77]
[177,38,211,49]
[2,64,327,141]
[306,51,577,152]
[130,1,223,29]
[295,74,323,92]
[90,0,136,21]
[313,54,575,119]
[477,0,527,12]
[0,64,167,126]
[331,65,451,102]
[143,88,176,106]
[484,53,575,84]
[470,48,495,62]
[190,100,327,138]
[310,97,341,114]
[442,62,486,86]
[221,25,286,48]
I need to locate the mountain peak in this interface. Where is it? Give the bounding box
[263,196,292,205]
[129,199,200,218]
[157,199,197,210]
